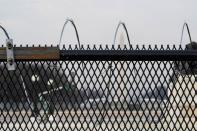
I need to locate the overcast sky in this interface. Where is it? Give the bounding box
[0,0,197,47]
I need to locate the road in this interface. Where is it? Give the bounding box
[1,109,196,131]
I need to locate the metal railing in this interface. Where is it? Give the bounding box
[0,44,197,131]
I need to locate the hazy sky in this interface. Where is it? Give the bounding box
[0,0,197,46]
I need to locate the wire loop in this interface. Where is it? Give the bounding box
[113,21,131,46]
[0,25,10,39]
[180,22,192,45]
[59,19,80,48]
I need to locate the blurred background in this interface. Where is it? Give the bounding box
[0,0,197,46]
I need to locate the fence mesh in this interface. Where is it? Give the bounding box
[0,45,197,131]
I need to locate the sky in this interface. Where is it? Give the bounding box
[0,0,197,47]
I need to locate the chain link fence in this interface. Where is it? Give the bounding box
[0,44,197,131]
